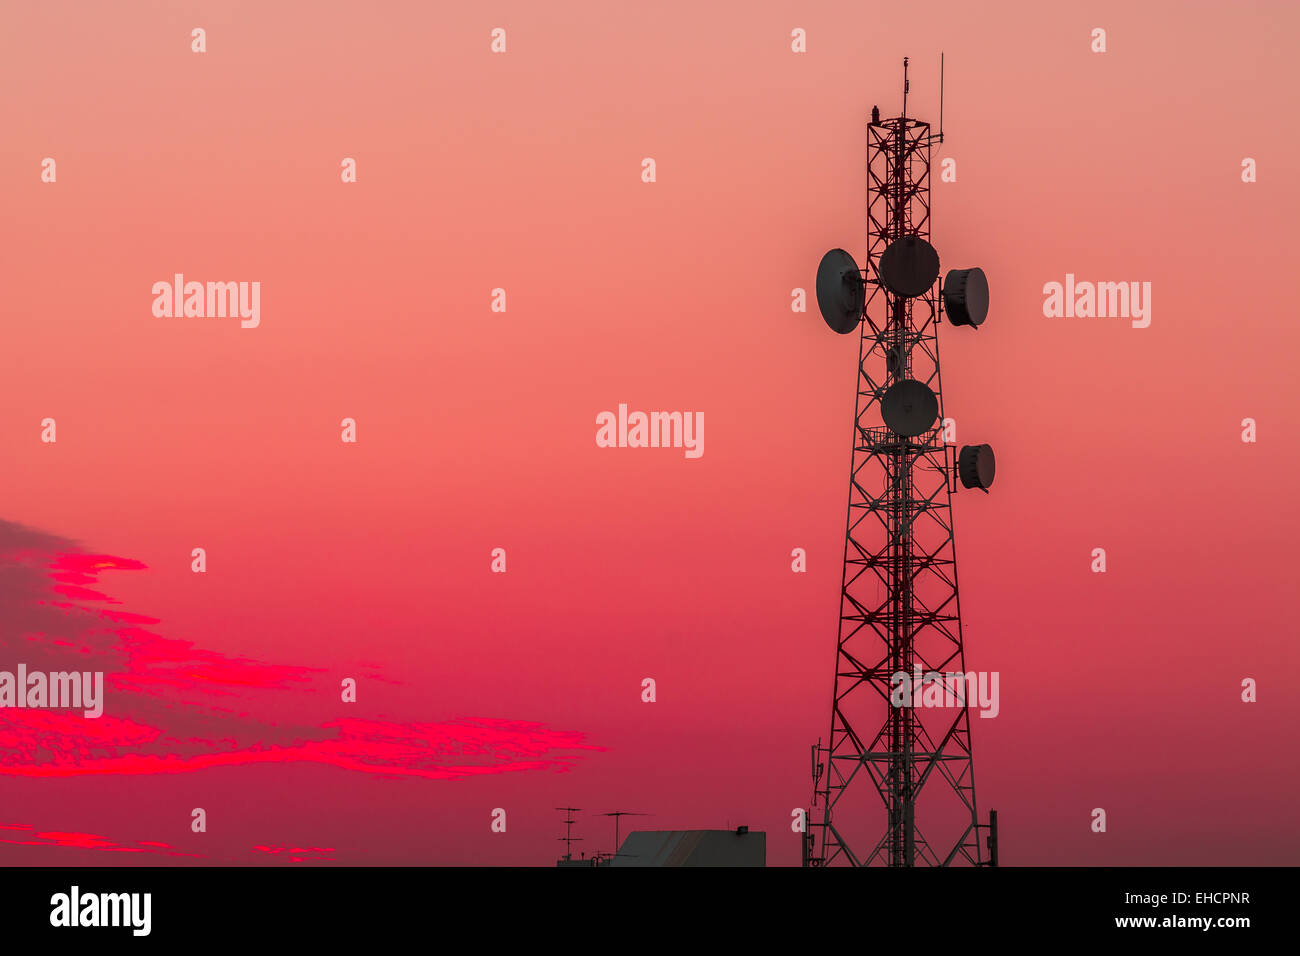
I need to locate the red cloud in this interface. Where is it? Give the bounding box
[0,524,599,786]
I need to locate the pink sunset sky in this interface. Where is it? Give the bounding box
[1,0,1297,865]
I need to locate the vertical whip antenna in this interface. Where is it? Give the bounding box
[938,52,945,146]
[902,57,909,119]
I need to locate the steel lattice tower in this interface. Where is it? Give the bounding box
[805,60,997,868]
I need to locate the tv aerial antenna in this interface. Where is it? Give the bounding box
[597,810,649,855]
[555,807,584,861]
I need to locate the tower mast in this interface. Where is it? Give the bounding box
[807,59,998,867]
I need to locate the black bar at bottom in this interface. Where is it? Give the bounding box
[0,865,1281,942]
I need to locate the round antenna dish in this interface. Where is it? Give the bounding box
[881,379,938,436]
[958,443,996,491]
[815,248,865,334]
[879,235,940,298]
[943,267,989,327]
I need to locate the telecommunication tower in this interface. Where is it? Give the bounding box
[804,57,999,867]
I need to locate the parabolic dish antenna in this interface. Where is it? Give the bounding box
[815,248,865,334]
[943,267,989,328]
[958,443,996,491]
[881,379,938,436]
[879,235,940,298]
